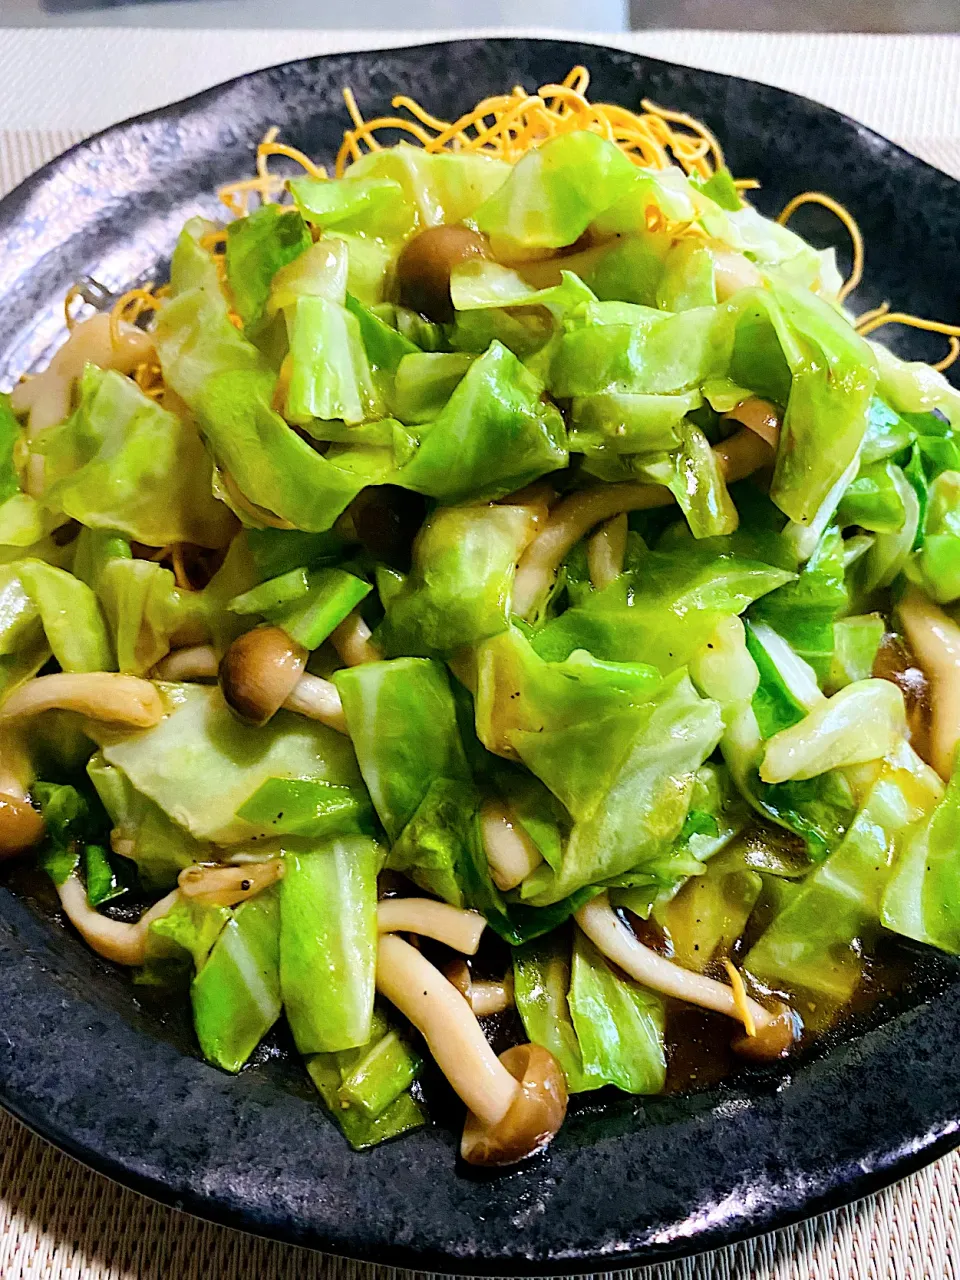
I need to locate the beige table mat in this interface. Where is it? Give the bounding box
[1,28,960,1280]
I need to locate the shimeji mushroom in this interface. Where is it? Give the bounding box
[479,799,543,891]
[576,894,798,1061]
[330,610,382,667]
[444,956,516,1016]
[376,897,486,954]
[12,312,154,439]
[153,644,219,681]
[56,875,180,966]
[0,673,163,727]
[0,729,44,858]
[58,858,289,965]
[376,934,567,1166]
[177,858,285,908]
[218,626,348,733]
[396,225,490,324]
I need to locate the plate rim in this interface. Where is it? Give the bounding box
[1,35,959,1274]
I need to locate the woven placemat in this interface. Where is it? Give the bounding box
[1,33,959,1279]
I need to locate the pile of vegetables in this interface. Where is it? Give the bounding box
[2,102,960,1166]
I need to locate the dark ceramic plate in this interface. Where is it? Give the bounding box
[1,37,960,1275]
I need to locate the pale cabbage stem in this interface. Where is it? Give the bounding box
[513,427,773,618]
[0,673,164,727]
[376,934,520,1128]
[575,894,772,1034]
[897,587,960,780]
[331,611,382,667]
[11,313,154,438]
[587,513,628,590]
[377,898,486,954]
[480,799,543,891]
[57,875,179,966]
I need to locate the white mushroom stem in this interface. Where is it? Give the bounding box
[377,898,486,954]
[331,611,382,667]
[898,587,960,780]
[282,673,348,734]
[471,975,515,1017]
[444,957,516,1014]
[480,799,543,892]
[587,513,628,590]
[376,934,520,1128]
[513,428,773,618]
[177,858,284,907]
[722,397,782,448]
[153,645,219,681]
[576,894,773,1032]
[0,673,164,727]
[57,875,179,966]
[12,313,154,437]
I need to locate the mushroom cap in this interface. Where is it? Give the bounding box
[219,625,307,726]
[461,1042,568,1167]
[0,791,44,857]
[396,224,490,323]
[731,1002,800,1062]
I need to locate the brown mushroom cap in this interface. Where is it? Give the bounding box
[396,225,490,323]
[461,1042,568,1167]
[0,791,44,858]
[219,626,307,726]
[731,1002,800,1062]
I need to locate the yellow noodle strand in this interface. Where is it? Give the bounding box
[856,310,960,372]
[777,190,864,302]
[723,960,757,1037]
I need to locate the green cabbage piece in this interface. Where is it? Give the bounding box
[280,836,378,1054]
[395,341,567,503]
[192,888,282,1072]
[285,295,382,426]
[549,301,733,399]
[568,389,701,457]
[268,238,349,314]
[390,352,474,424]
[225,203,311,331]
[343,145,510,229]
[290,174,415,241]
[513,931,601,1093]
[908,471,960,602]
[378,503,532,657]
[759,679,907,783]
[532,547,794,674]
[87,753,211,890]
[882,750,960,954]
[518,670,722,905]
[334,657,470,844]
[472,132,638,255]
[746,745,942,1010]
[196,368,394,531]
[17,558,113,673]
[37,366,234,548]
[568,929,667,1094]
[90,683,363,844]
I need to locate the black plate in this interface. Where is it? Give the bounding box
[1,37,959,1275]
